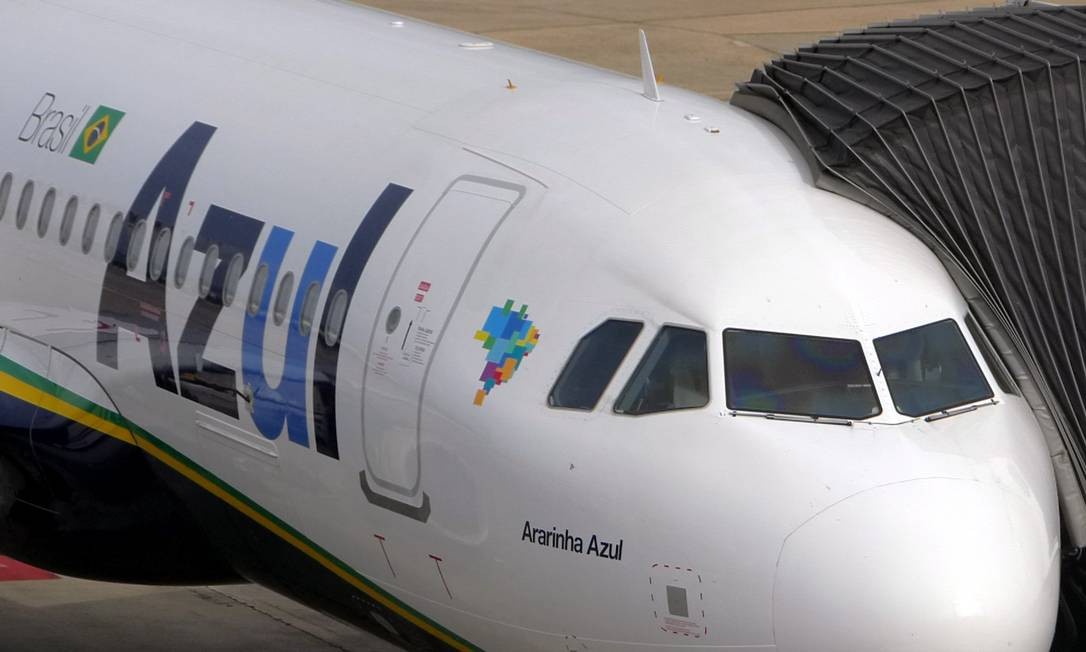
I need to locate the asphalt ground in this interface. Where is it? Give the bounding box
[0,1,1006,650]
[0,560,399,651]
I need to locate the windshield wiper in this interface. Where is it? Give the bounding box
[923,398,998,423]
[729,410,854,427]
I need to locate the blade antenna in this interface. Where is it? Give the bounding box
[639,29,662,102]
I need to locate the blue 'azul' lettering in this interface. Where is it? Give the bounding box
[242,227,336,446]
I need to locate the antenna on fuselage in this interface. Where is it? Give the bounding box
[639,29,662,102]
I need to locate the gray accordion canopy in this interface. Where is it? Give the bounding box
[732,3,1086,544]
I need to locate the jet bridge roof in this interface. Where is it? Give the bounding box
[732,3,1086,549]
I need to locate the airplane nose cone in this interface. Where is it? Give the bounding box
[773,479,1058,652]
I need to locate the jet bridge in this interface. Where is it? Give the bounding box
[732,3,1086,649]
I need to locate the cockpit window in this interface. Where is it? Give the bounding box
[964,314,1019,397]
[549,319,643,410]
[724,329,880,420]
[614,326,708,415]
[873,319,993,417]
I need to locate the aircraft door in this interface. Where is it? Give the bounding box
[361,176,524,512]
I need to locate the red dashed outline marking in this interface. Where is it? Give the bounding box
[648,562,707,639]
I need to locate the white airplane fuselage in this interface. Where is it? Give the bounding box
[0,1,1063,650]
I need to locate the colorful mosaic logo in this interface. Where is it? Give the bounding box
[473,300,540,406]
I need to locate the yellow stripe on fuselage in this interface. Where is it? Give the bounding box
[0,370,135,445]
[0,369,473,651]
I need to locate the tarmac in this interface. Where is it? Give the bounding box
[0,562,399,651]
[361,0,982,100]
[0,1,1007,650]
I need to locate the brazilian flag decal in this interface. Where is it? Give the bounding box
[69,106,125,164]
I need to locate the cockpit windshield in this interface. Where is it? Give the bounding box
[873,319,992,417]
[614,326,709,415]
[724,329,881,420]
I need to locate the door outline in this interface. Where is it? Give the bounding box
[361,175,526,505]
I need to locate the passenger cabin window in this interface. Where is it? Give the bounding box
[615,326,709,415]
[222,253,244,307]
[81,204,100,254]
[273,272,295,326]
[126,220,146,271]
[103,212,125,262]
[724,329,881,420]
[148,228,171,281]
[199,244,220,299]
[549,319,643,410]
[248,263,270,316]
[37,187,55,238]
[58,196,78,246]
[16,181,34,230]
[0,173,12,220]
[323,289,350,347]
[175,236,195,288]
[299,282,321,336]
[873,319,993,417]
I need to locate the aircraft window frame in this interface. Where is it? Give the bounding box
[548,318,644,411]
[873,318,994,418]
[964,313,1019,397]
[199,244,220,299]
[58,195,78,246]
[126,220,147,271]
[37,187,56,238]
[322,289,350,347]
[298,282,321,336]
[723,328,883,421]
[148,228,171,281]
[0,173,11,221]
[614,325,710,416]
[273,272,295,326]
[15,180,34,230]
[247,263,270,317]
[81,204,101,254]
[222,253,245,307]
[103,211,125,263]
[175,236,195,289]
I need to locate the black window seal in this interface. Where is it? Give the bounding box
[546,318,644,412]
[873,318,994,418]
[723,327,883,420]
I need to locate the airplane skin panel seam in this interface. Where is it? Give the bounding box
[0,351,481,652]
[413,128,630,215]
